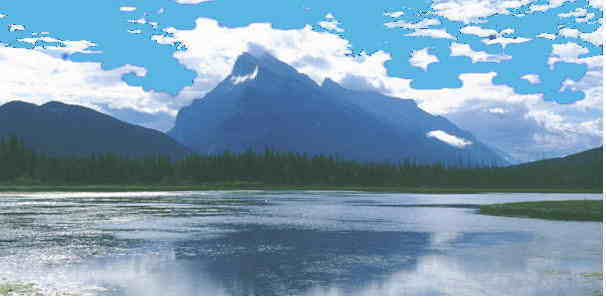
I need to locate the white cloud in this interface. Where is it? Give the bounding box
[460,26,497,37]
[529,0,575,12]
[500,28,514,35]
[450,42,512,63]
[559,27,580,38]
[0,13,7,19]
[558,8,588,18]
[482,36,531,48]
[405,28,456,39]
[119,6,137,12]
[521,74,541,84]
[385,18,441,29]
[547,42,590,68]
[128,29,143,34]
[529,4,549,12]
[174,0,213,4]
[427,130,473,148]
[151,18,393,102]
[431,0,534,23]
[537,33,556,40]
[8,24,25,32]
[588,0,603,9]
[18,36,61,44]
[128,18,146,24]
[15,35,99,56]
[579,25,603,47]
[409,48,439,71]
[384,11,404,18]
[318,14,344,33]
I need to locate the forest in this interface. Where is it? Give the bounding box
[0,136,601,190]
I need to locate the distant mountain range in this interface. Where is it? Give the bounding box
[169,52,507,166]
[9,53,596,168]
[0,101,189,159]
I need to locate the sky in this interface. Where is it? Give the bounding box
[0,0,602,162]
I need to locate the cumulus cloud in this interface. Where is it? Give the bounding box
[153,18,393,103]
[482,36,531,48]
[427,130,473,148]
[431,0,534,23]
[588,0,603,9]
[558,8,596,23]
[318,13,345,33]
[385,18,441,29]
[558,27,581,38]
[547,42,590,68]
[8,24,25,32]
[521,74,541,84]
[404,28,456,39]
[450,42,512,63]
[409,48,439,70]
[579,25,603,47]
[384,11,404,18]
[460,26,497,37]
[537,33,556,40]
[529,0,574,12]
[119,6,137,12]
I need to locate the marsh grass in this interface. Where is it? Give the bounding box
[479,200,603,221]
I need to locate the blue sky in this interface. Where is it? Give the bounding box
[0,0,602,162]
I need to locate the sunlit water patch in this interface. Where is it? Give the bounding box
[0,191,601,296]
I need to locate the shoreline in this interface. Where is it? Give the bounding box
[0,184,601,194]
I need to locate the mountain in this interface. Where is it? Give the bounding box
[515,146,602,168]
[0,101,189,159]
[169,52,507,166]
[495,146,603,189]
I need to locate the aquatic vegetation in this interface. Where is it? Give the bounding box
[0,281,83,296]
[479,200,603,221]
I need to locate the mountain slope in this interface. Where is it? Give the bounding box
[0,101,189,159]
[493,146,603,189]
[169,52,507,166]
[516,146,602,168]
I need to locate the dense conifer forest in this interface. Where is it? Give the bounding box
[0,136,601,190]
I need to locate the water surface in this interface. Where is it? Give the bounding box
[0,191,602,296]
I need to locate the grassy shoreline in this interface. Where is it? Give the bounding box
[0,183,601,194]
[478,200,603,221]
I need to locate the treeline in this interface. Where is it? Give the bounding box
[0,136,601,189]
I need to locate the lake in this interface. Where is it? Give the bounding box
[0,191,602,296]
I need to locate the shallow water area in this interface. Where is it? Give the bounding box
[0,191,601,296]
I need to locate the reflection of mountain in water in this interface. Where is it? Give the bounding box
[177,226,433,295]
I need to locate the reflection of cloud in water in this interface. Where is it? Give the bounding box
[430,231,463,249]
[303,254,596,296]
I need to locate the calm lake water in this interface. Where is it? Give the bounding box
[0,191,602,296]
